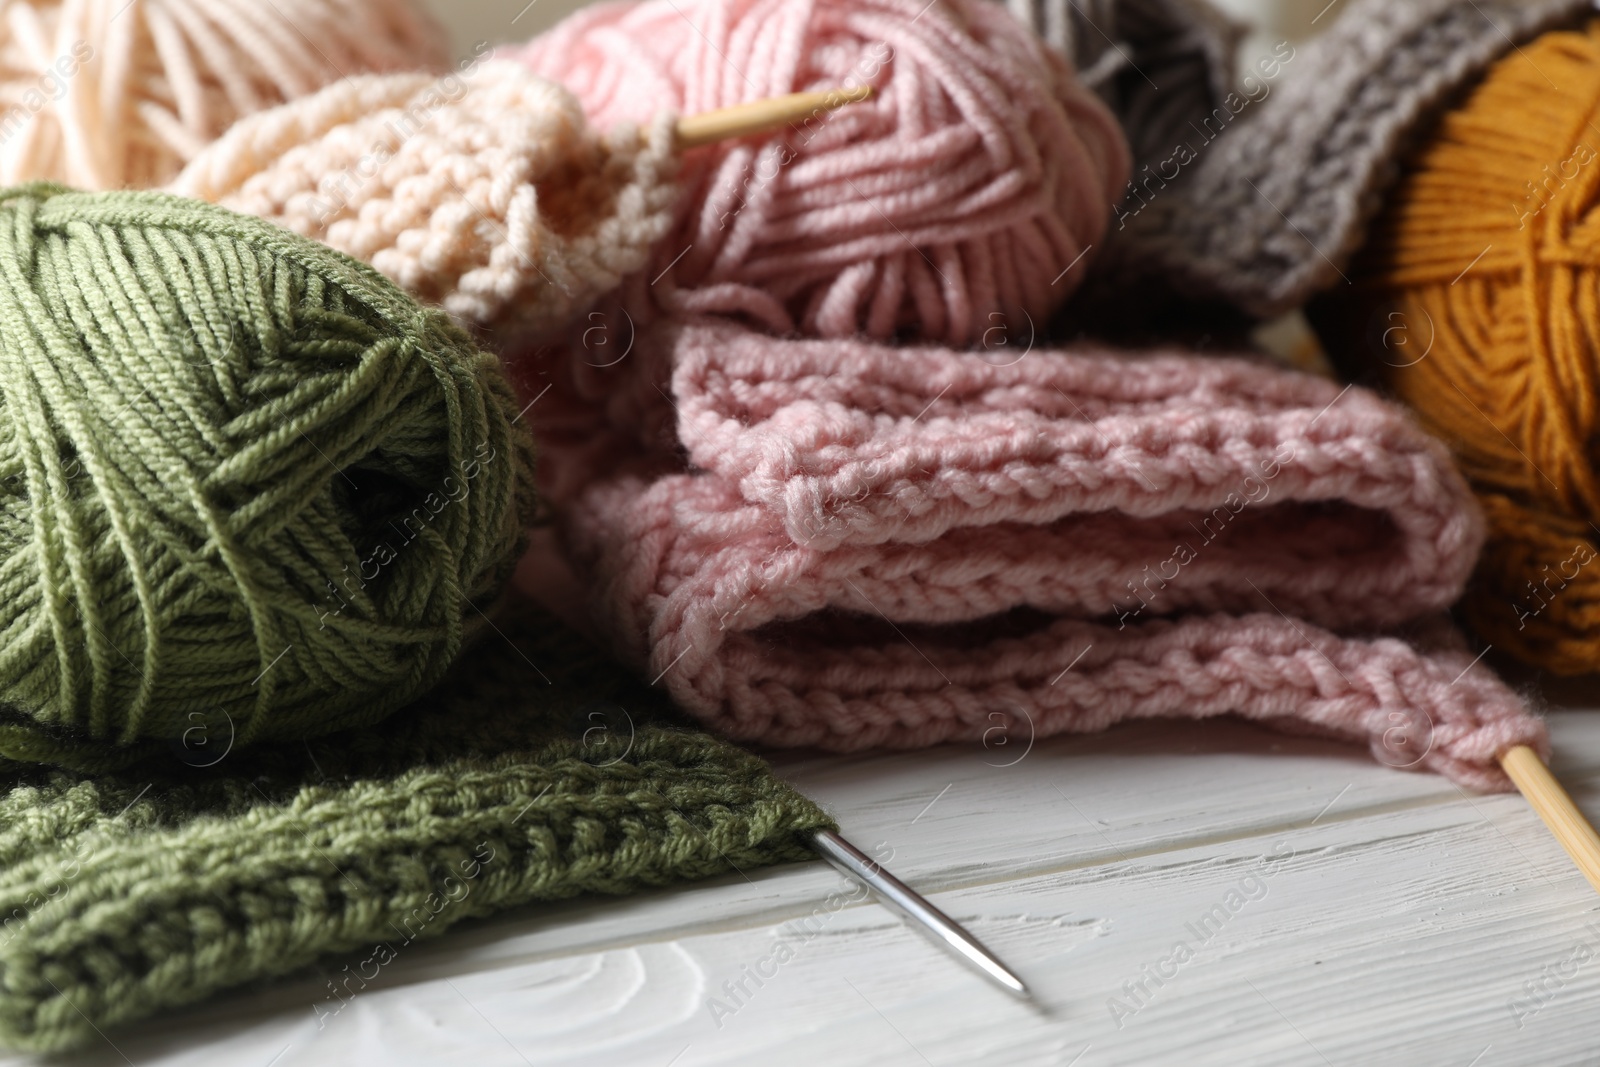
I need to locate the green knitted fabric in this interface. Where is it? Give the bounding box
[0,184,536,772]
[0,596,833,1052]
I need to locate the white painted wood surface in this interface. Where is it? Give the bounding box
[11,700,1600,1066]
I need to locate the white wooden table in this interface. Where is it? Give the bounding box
[14,696,1600,1067]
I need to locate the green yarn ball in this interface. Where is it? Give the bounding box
[0,185,535,771]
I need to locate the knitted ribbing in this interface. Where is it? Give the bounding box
[0,597,833,1052]
[535,318,1545,792]
[1096,0,1595,319]
[0,185,536,771]
[0,0,450,190]
[171,62,680,342]
[1001,0,1242,172]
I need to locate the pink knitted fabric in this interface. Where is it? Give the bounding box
[516,0,1129,346]
[531,319,1547,792]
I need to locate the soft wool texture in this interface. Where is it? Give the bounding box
[1002,0,1241,173]
[518,0,1130,346]
[171,61,680,342]
[0,0,449,190]
[1320,20,1600,675]
[524,318,1545,792]
[1093,0,1594,319]
[0,597,833,1052]
[0,185,535,771]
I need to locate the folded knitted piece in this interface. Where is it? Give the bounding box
[532,319,1546,792]
[1096,0,1594,318]
[1001,0,1243,172]
[0,596,831,1053]
[170,61,679,341]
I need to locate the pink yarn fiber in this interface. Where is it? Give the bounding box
[535,319,1547,792]
[516,0,1129,345]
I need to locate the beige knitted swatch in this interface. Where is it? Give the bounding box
[171,60,680,341]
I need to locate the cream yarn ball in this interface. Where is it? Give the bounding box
[0,0,450,189]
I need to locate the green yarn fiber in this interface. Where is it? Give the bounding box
[0,184,536,770]
[0,596,835,1052]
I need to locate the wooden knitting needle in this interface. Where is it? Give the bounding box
[1501,745,1600,894]
[674,85,874,148]
[809,829,1032,999]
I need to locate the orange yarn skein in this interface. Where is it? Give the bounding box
[1328,20,1600,673]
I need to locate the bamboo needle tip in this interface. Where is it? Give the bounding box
[672,85,876,149]
[1501,744,1600,896]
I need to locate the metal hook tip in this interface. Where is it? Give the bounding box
[808,829,1033,1000]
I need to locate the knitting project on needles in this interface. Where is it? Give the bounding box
[530,318,1546,793]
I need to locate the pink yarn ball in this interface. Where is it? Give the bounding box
[515,0,1130,346]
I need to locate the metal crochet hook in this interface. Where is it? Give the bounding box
[809,829,1031,999]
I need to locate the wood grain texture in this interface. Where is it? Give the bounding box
[5,707,1600,1066]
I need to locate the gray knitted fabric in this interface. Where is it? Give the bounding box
[1098,0,1596,320]
[1003,0,1244,170]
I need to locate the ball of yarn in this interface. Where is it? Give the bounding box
[0,184,535,770]
[171,61,680,341]
[1002,0,1242,173]
[1327,19,1600,675]
[0,0,449,191]
[517,0,1130,346]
